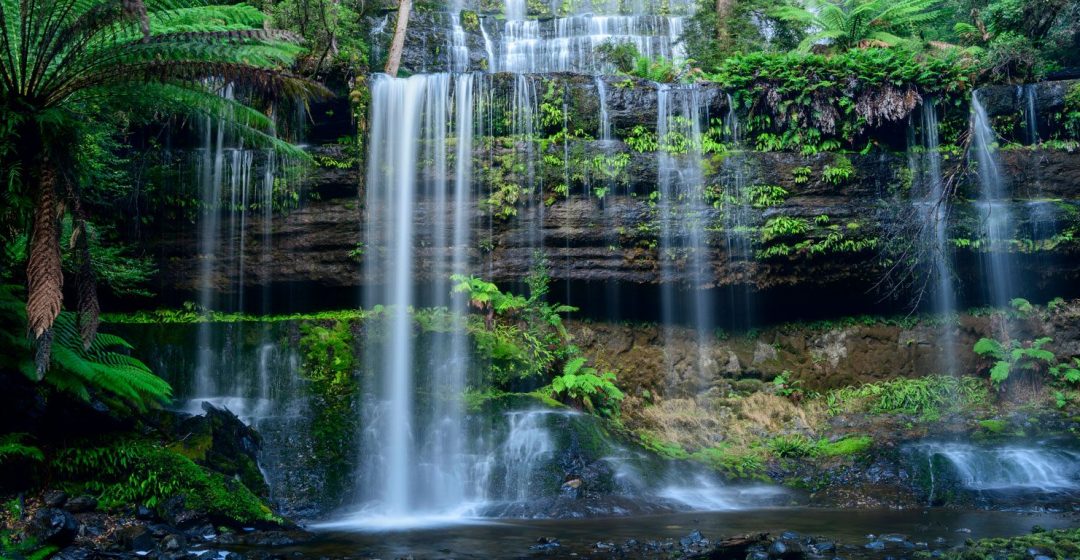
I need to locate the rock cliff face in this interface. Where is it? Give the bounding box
[571,298,1080,396]
[145,69,1080,321]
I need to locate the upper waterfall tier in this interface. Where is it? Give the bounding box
[368,0,693,75]
[490,15,686,74]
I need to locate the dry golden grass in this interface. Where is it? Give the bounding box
[631,392,826,453]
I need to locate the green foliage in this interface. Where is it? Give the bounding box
[0,433,44,464]
[455,254,577,384]
[945,526,1080,560]
[772,371,805,399]
[690,445,768,480]
[827,375,989,416]
[0,286,171,412]
[51,441,279,524]
[638,432,690,460]
[821,156,855,184]
[761,216,809,242]
[298,318,359,500]
[711,50,971,153]
[818,435,873,456]
[748,185,789,208]
[772,0,948,52]
[550,356,625,416]
[974,335,1080,389]
[625,125,660,152]
[768,434,816,458]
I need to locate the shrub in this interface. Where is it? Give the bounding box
[550,356,625,416]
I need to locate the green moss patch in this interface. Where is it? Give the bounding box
[50,441,280,525]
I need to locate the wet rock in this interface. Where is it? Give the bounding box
[43,490,68,508]
[65,495,97,513]
[162,533,186,551]
[530,537,561,552]
[681,530,706,547]
[161,496,205,529]
[135,504,155,520]
[53,546,94,560]
[29,508,79,547]
[813,541,837,554]
[115,525,155,553]
[187,523,218,542]
[768,538,806,559]
[865,540,886,551]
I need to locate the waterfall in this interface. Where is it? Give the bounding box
[448,0,470,72]
[596,76,611,142]
[1021,84,1039,144]
[971,91,1016,308]
[191,85,284,405]
[908,99,957,374]
[720,94,754,330]
[495,15,687,74]
[656,84,713,388]
[917,442,1080,492]
[354,73,479,522]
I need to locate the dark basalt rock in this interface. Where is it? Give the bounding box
[29,508,79,547]
[114,525,156,553]
[65,495,97,513]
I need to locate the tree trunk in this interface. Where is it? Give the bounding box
[26,161,64,376]
[715,0,732,45]
[384,0,411,76]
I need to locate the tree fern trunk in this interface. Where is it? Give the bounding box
[26,161,64,376]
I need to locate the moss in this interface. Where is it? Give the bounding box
[638,431,690,460]
[818,435,872,456]
[298,318,361,502]
[690,445,768,481]
[946,527,1080,559]
[978,419,1009,433]
[50,441,280,526]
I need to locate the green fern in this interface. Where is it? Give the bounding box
[0,433,44,463]
[0,285,171,411]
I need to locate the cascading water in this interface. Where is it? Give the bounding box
[657,85,713,386]
[971,91,1016,308]
[907,99,957,374]
[719,94,755,330]
[495,15,687,74]
[350,73,482,523]
[915,442,1080,492]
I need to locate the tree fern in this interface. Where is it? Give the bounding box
[0,0,328,357]
[774,0,947,52]
[0,285,172,411]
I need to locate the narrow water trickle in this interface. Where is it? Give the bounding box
[971,91,1016,308]
[656,84,713,387]
[908,99,957,374]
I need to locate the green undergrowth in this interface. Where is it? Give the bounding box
[101,305,370,324]
[50,440,281,525]
[826,375,990,418]
[942,526,1080,559]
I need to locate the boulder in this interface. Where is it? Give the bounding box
[29,508,79,547]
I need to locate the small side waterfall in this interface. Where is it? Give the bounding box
[657,85,713,387]
[719,94,754,330]
[916,442,1080,492]
[971,91,1016,308]
[908,99,957,374]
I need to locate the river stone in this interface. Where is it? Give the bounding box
[768,538,806,559]
[65,495,97,513]
[43,490,68,508]
[114,525,155,552]
[29,508,79,546]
